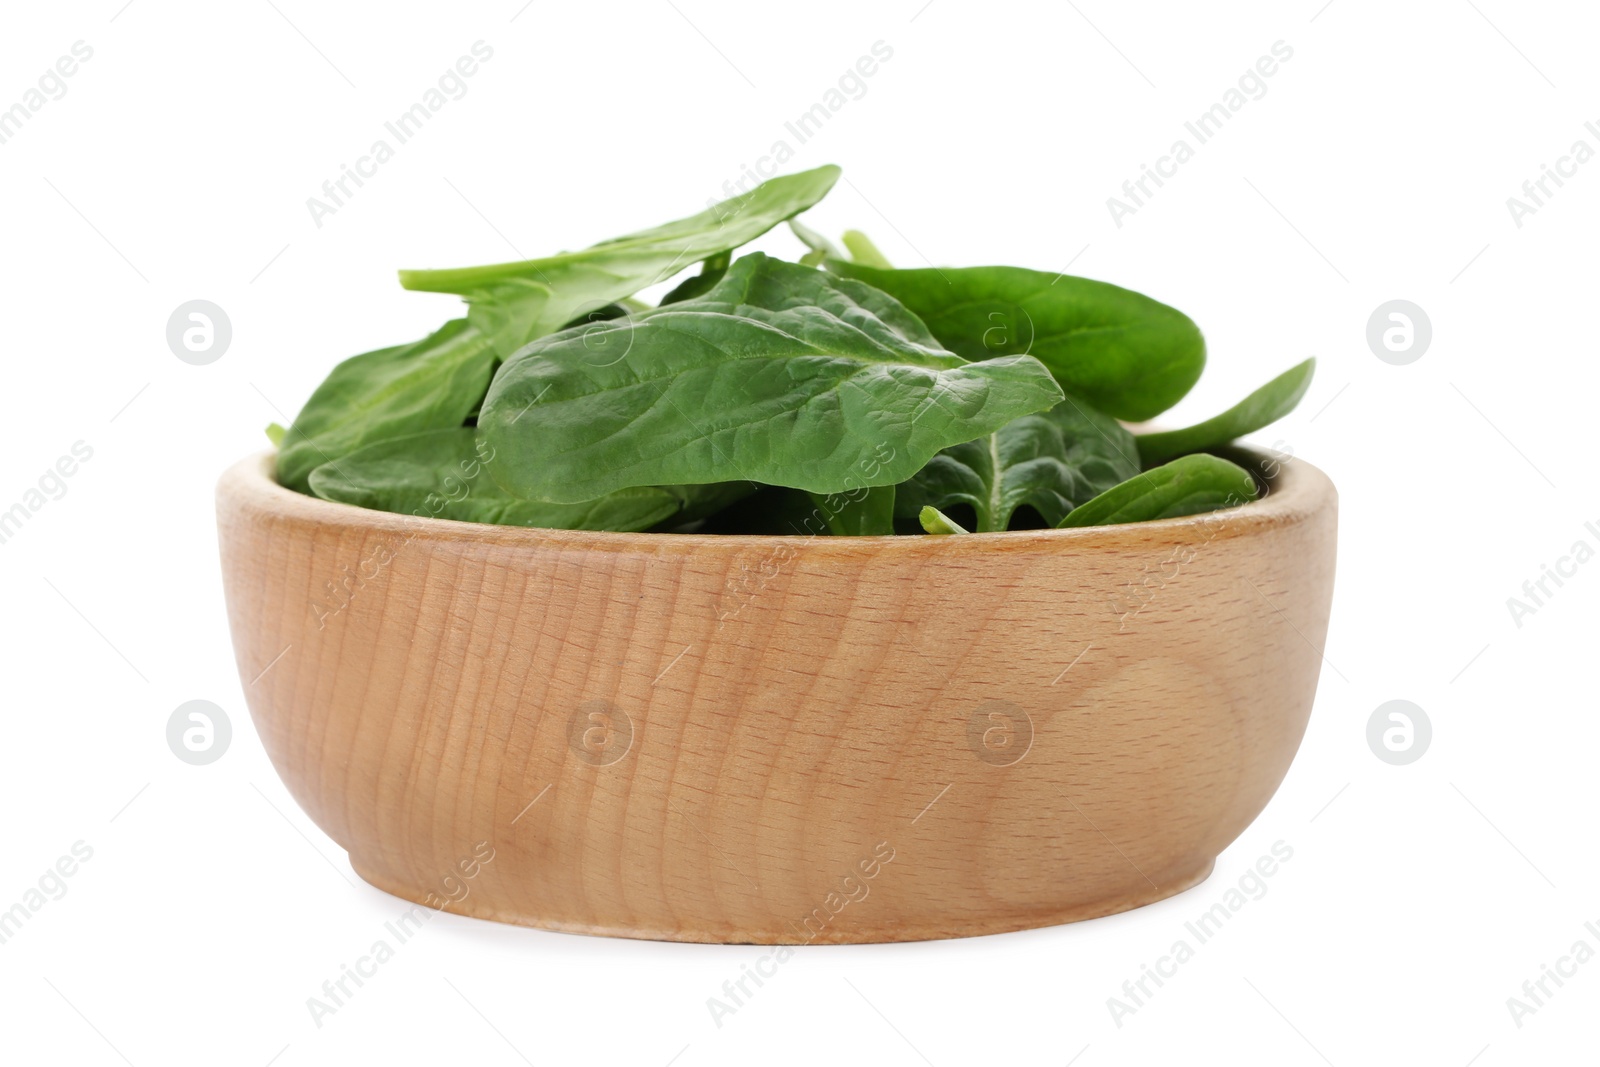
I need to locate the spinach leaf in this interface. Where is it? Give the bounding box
[305,428,685,531]
[1134,358,1315,468]
[658,254,729,306]
[276,319,497,493]
[808,485,897,536]
[841,230,892,269]
[264,422,286,447]
[791,224,891,269]
[1056,453,1257,528]
[398,165,842,357]
[893,397,1138,532]
[826,262,1204,422]
[479,253,1064,502]
[270,164,1306,539]
[280,168,835,498]
[919,505,969,535]
[788,218,840,267]
[559,303,631,329]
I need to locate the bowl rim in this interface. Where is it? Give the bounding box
[219,447,1334,554]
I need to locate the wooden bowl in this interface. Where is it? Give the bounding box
[217,449,1336,943]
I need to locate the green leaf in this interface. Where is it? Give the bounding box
[894,397,1139,532]
[1134,358,1316,468]
[826,262,1205,422]
[399,165,842,357]
[789,225,892,270]
[919,505,968,534]
[265,422,286,447]
[658,259,728,306]
[479,253,1064,503]
[808,485,896,536]
[788,218,840,267]
[559,303,630,329]
[841,230,892,269]
[276,319,496,494]
[305,429,685,532]
[1056,453,1257,528]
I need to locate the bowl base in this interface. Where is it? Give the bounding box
[349,856,1218,945]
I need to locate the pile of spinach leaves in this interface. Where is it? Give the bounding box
[274,165,1313,536]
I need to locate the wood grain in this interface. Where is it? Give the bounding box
[217,449,1337,943]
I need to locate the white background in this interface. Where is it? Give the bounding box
[1,1,1596,1064]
